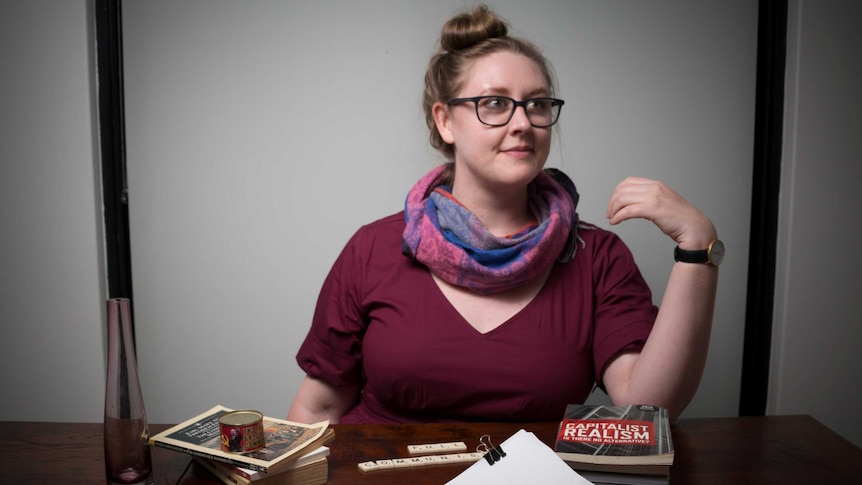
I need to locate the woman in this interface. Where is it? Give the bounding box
[287,5,719,424]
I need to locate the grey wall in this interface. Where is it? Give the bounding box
[769,0,862,447]
[0,0,106,421]
[120,0,756,424]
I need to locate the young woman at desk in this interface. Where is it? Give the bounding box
[288,5,721,425]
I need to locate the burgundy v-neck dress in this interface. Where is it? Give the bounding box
[296,213,657,423]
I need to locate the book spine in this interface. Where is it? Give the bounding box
[217,463,255,481]
[151,440,268,473]
[195,457,248,485]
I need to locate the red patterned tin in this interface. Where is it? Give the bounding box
[219,410,265,453]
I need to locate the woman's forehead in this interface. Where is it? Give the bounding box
[458,51,550,96]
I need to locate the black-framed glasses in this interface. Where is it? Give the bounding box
[448,95,565,128]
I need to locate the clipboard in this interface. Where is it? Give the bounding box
[445,429,594,484]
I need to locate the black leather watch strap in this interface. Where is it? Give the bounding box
[674,246,709,264]
[674,239,725,266]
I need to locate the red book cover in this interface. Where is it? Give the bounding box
[554,404,673,467]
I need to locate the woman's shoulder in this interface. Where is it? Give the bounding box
[342,211,405,252]
[574,220,618,242]
[363,211,406,230]
[571,220,635,261]
[559,221,652,296]
[354,212,405,238]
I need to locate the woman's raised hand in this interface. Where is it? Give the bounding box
[606,177,716,248]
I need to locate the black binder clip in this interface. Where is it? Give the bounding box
[477,434,506,465]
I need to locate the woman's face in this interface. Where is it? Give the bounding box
[434,50,553,196]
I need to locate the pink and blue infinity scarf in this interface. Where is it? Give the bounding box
[402,164,579,295]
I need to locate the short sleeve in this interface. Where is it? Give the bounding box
[295,228,369,388]
[589,231,658,389]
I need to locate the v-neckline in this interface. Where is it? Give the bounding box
[428,269,553,335]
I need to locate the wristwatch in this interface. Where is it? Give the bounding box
[674,239,725,266]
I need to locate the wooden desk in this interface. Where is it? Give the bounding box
[1,416,859,484]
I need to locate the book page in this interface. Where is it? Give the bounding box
[149,405,329,472]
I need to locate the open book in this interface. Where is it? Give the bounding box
[149,404,332,473]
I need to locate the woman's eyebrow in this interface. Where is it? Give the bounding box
[477,86,551,98]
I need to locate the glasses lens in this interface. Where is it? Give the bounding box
[476,97,514,126]
[526,99,557,127]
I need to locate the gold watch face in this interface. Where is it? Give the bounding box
[709,240,725,266]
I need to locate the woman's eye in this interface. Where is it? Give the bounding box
[527,99,550,111]
[481,97,510,110]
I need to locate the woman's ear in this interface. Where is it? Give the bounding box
[432,102,455,144]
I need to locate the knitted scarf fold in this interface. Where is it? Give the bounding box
[402,164,579,295]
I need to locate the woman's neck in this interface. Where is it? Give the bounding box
[451,181,533,238]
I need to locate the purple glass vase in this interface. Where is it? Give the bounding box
[104,298,153,485]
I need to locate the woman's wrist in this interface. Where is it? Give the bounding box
[675,219,717,250]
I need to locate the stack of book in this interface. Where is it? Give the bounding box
[149,405,335,485]
[553,404,674,485]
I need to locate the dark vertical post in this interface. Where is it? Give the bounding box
[95,0,134,301]
[740,0,788,416]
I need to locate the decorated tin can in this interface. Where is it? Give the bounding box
[219,410,265,453]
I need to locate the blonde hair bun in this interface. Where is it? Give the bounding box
[440,5,509,53]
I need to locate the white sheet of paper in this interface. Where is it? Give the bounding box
[445,429,594,485]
